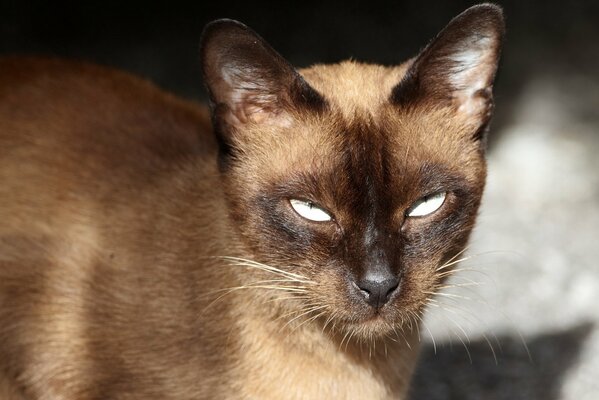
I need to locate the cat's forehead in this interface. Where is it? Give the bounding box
[238,61,484,191]
[299,61,411,120]
[294,61,484,184]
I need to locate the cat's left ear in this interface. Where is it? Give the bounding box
[200,19,326,134]
[391,4,505,138]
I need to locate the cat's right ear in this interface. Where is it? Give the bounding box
[391,4,505,140]
[200,20,326,146]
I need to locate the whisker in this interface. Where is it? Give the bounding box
[339,329,352,351]
[293,309,328,333]
[436,249,514,273]
[225,262,314,284]
[244,285,308,292]
[481,331,498,365]
[200,283,311,313]
[384,332,398,343]
[435,281,485,290]
[434,247,472,271]
[439,310,472,345]
[430,290,508,365]
[392,325,412,350]
[322,312,337,334]
[210,256,311,282]
[345,330,357,352]
[282,305,328,331]
[415,314,437,354]
[445,247,470,265]
[431,312,473,364]
[453,329,473,364]
[202,284,309,298]
[264,295,311,304]
[423,291,473,302]
[406,310,422,342]
[445,275,486,287]
[436,256,473,272]
[475,302,532,363]
[275,303,325,328]
[274,302,322,323]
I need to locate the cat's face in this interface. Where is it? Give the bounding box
[201,5,504,339]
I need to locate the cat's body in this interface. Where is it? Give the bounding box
[0,5,504,399]
[0,58,415,399]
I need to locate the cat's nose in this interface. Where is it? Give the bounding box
[355,275,400,309]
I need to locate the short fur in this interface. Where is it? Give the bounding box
[0,4,504,399]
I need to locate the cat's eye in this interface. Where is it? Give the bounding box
[407,192,447,217]
[289,199,332,222]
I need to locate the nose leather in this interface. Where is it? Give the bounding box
[355,273,400,309]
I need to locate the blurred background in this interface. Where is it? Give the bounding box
[1,1,598,399]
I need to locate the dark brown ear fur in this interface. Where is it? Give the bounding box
[200,19,327,154]
[391,4,504,140]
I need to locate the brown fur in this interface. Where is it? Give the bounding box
[0,5,504,399]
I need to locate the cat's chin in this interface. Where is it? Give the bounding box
[333,313,410,341]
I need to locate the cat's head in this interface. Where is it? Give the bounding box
[200,4,504,339]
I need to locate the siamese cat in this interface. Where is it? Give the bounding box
[0,4,504,399]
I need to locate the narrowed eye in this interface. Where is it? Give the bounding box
[289,199,332,222]
[407,192,447,217]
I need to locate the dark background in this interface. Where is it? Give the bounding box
[2,1,597,99]
[2,1,597,148]
[2,1,598,399]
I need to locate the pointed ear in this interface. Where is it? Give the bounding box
[391,4,505,138]
[200,19,326,137]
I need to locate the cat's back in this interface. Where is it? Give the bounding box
[0,57,218,234]
[0,57,215,177]
[0,57,224,284]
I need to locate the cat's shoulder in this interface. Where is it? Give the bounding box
[0,56,215,165]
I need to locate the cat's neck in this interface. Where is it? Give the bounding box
[227,292,419,399]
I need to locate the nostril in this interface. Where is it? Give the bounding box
[354,277,400,309]
[384,280,399,301]
[359,288,371,300]
[351,281,371,300]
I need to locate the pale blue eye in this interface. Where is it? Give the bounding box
[289,199,332,222]
[407,192,447,217]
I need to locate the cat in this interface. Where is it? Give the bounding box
[0,4,504,399]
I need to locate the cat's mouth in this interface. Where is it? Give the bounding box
[333,312,403,340]
[323,300,412,339]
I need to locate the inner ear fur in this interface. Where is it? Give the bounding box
[200,19,326,135]
[391,4,505,136]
